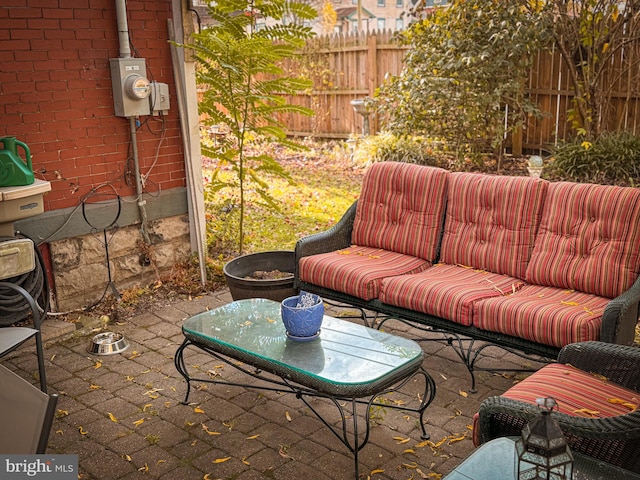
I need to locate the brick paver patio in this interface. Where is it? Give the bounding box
[3,289,530,479]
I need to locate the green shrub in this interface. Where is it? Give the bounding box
[548,132,640,185]
[352,133,442,167]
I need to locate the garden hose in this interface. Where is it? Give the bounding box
[0,234,50,327]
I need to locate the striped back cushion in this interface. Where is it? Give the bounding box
[526,182,640,298]
[352,162,449,261]
[440,173,548,279]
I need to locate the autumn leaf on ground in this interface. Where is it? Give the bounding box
[212,457,231,464]
[123,454,132,462]
[402,462,418,469]
[285,411,292,422]
[458,390,468,398]
[133,418,146,427]
[128,351,141,359]
[78,426,88,435]
[93,361,102,369]
[242,457,250,465]
[201,423,221,435]
[393,436,411,444]
[138,464,148,472]
[370,469,384,475]
[107,412,118,423]
[447,433,467,444]
[246,434,260,439]
[194,406,205,414]
[89,384,101,390]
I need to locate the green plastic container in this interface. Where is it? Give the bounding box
[0,137,35,187]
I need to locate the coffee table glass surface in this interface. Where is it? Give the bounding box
[181,298,425,397]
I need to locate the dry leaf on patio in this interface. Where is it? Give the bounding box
[93,361,102,369]
[138,464,148,472]
[204,474,211,480]
[246,434,260,439]
[133,418,146,427]
[78,426,88,435]
[402,462,418,469]
[447,433,466,444]
[123,454,132,462]
[201,423,221,435]
[393,436,411,444]
[212,457,231,464]
[370,469,384,475]
[128,351,141,359]
[458,390,468,398]
[194,406,205,414]
[242,457,250,465]
[285,411,292,422]
[89,384,101,390]
[107,412,118,423]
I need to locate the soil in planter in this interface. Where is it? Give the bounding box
[245,269,294,280]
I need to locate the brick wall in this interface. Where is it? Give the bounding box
[0,0,186,211]
[0,1,192,309]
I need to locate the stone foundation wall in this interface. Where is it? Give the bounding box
[49,214,191,311]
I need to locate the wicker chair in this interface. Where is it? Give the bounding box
[476,341,640,473]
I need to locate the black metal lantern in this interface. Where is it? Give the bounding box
[515,397,574,480]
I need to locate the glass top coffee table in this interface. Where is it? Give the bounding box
[175,298,436,479]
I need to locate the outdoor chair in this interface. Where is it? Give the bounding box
[0,282,47,392]
[0,363,58,454]
[474,341,640,473]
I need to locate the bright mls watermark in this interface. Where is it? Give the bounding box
[1,455,77,479]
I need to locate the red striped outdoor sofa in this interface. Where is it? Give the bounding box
[294,161,640,390]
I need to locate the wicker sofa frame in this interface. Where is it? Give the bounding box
[476,341,640,473]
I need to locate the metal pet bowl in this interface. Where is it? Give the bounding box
[87,332,129,355]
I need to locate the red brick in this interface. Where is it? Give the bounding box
[2,39,30,51]
[42,8,74,19]
[10,28,44,40]
[9,8,42,19]
[27,18,61,29]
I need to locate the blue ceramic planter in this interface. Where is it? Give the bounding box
[281,293,324,340]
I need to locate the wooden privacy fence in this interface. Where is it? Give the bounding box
[278,30,640,152]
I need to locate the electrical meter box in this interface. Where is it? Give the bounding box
[110,57,151,117]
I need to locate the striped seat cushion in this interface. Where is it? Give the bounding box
[526,181,640,298]
[352,162,449,261]
[298,246,431,301]
[380,264,524,326]
[472,363,638,446]
[441,173,548,279]
[474,285,607,348]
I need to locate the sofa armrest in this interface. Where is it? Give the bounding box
[557,341,640,391]
[478,397,640,450]
[601,274,640,345]
[294,201,357,262]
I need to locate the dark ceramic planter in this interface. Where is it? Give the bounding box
[223,250,297,302]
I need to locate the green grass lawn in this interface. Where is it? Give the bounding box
[204,142,365,256]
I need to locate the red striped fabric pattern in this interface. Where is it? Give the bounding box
[472,363,637,445]
[526,181,640,298]
[298,246,431,300]
[352,162,449,261]
[380,264,524,326]
[473,285,607,347]
[440,173,548,279]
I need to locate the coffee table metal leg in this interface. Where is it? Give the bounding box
[174,339,193,404]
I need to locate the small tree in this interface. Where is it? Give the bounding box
[377,0,547,167]
[537,0,640,141]
[192,0,316,254]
